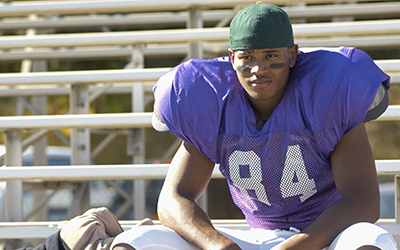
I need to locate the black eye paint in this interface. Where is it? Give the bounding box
[269,63,285,69]
[236,65,252,72]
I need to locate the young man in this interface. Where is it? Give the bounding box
[112,2,396,250]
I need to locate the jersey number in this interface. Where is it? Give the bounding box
[228,145,317,206]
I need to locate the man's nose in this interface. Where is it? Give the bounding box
[251,60,268,75]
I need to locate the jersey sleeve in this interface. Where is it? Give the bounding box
[325,48,390,141]
[152,57,236,158]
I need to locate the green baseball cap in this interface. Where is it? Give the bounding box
[229,2,294,50]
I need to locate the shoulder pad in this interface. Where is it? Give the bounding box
[152,103,170,133]
[364,83,389,122]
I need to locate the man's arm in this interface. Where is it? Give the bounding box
[157,141,241,250]
[275,122,380,250]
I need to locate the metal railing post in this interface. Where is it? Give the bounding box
[395,175,400,245]
[31,50,50,223]
[129,44,146,219]
[31,96,49,223]
[187,7,203,59]
[70,84,91,165]
[4,131,23,222]
[4,130,23,249]
[68,83,91,218]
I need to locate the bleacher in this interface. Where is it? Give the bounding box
[0,0,400,248]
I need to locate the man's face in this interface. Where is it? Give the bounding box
[229,45,298,104]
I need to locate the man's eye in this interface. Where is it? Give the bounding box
[240,56,252,60]
[266,54,277,58]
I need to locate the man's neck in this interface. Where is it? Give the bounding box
[250,80,289,122]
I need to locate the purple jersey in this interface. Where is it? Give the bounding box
[153,47,390,230]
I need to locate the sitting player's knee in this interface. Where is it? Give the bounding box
[356,246,380,250]
[329,222,396,250]
[346,222,386,236]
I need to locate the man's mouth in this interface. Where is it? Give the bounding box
[250,77,273,88]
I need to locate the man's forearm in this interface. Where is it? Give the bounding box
[273,194,380,250]
[158,195,241,250]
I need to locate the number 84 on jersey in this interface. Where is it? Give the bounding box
[228,145,318,206]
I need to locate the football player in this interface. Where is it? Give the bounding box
[112,2,396,250]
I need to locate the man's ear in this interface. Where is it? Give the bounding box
[289,44,299,68]
[228,49,235,65]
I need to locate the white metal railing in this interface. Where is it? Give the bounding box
[0,72,398,99]
[376,60,400,73]
[285,1,400,20]
[0,68,169,85]
[0,0,251,16]
[1,19,400,49]
[0,66,398,100]
[0,28,227,49]
[376,160,400,175]
[0,63,397,113]
[1,2,399,31]
[296,35,400,50]
[376,106,400,121]
[0,107,396,131]
[0,0,384,17]
[0,113,152,130]
[0,10,230,31]
[378,105,400,121]
[0,44,189,61]
[0,73,397,99]
[293,20,400,38]
[387,73,400,85]
[0,164,221,181]
[0,60,398,86]
[0,160,398,181]
[3,40,400,63]
[0,82,154,97]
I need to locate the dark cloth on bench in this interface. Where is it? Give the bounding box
[16,231,70,250]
